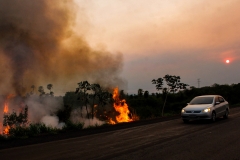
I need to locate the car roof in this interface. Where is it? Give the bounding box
[197,95,221,97]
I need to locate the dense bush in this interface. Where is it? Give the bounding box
[7,123,59,139]
[3,106,28,128]
[57,105,72,123]
[62,121,84,130]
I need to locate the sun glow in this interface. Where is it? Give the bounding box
[226,59,230,63]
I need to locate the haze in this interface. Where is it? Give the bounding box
[75,0,240,94]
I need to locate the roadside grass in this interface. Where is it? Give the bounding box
[62,121,84,131]
[0,121,85,141]
[85,123,103,129]
[0,112,181,141]
[162,111,180,117]
[230,103,240,108]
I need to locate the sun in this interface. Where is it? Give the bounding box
[226,60,230,64]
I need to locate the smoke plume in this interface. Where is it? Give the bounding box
[0,0,124,96]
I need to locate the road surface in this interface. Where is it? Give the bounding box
[1,107,240,160]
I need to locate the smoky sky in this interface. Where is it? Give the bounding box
[0,0,123,95]
[78,0,240,94]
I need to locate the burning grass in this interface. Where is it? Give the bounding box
[0,83,139,140]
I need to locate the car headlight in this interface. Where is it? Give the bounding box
[181,109,185,113]
[203,108,210,112]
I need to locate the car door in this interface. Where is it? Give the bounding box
[218,96,226,115]
[214,96,222,117]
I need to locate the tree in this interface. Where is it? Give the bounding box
[152,74,188,116]
[47,84,54,96]
[38,86,45,96]
[138,89,144,97]
[144,91,149,98]
[152,78,164,91]
[76,81,91,119]
[90,83,101,119]
[75,81,112,120]
[3,105,28,135]
[119,90,125,100]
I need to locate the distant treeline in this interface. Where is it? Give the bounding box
[123,83,240,119]
[62,83,240,120]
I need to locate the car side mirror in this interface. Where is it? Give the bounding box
[215,102,220,105]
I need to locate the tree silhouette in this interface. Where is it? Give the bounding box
[47,84,54,96]
[97,91,111,108]
[138,89,144,97]
[144,91,149,98]
[38,86,45,96]
[152,78,164,91]
[90,83,101,119]
[76,81,91,119]
[119,90,125,100]
[75,81,111,120]
[152,74,188,116]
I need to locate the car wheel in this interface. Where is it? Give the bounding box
[211,112,216,122]
[183,119,189,123]
[223,109,229,119]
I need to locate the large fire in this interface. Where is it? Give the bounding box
[111,87,133,124]
[0,88,135,135]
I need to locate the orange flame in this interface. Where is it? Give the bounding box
[3,125,10,135]
[2,94,15,135]
[3,102,8,113]
[109,118,116,125]
[0,123,2,135]
[3,94,14,113]
[112,87,133,123]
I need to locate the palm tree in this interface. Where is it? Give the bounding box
[47,84,53,92]
[38,86,45,96]
[31,85,35,95]
[47,84,54,96]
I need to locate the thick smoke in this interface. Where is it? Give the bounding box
[0,0,125,131]
[70,107,105,128]
[0,0,124,96]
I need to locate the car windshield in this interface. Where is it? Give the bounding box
[189,97,214,105]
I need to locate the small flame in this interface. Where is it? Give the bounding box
[112,87,133,123]
[3,102,8,113]
[109,118,116,125]
[0,123,2,135]
[3,94,14,113]
[3,125,10,135]
[1,94,15,135]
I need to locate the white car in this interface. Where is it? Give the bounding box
[181,95,229,123]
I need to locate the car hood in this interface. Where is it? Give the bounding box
[184,104,213,110]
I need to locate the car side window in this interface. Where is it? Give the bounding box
[215,97,220,103]
[219,97,225,103]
